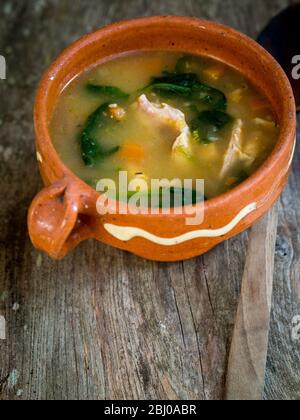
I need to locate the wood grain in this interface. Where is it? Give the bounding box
[225,206,278,400]
[0,0,299,401]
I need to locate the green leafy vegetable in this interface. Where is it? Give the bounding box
[80,103,120,166]
[191,110,233,144]
[146,72,227,110]
[190,83,227,111]
[151,72,199,87]
[148,83,192,97]
[80,59,229,165]
[86,84,129,100]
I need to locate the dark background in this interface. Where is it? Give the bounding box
[0,0,299,400]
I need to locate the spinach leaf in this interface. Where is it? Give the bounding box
[191,110,233,144]
[86,84,129,100]
[146,72,227,110]
[190,83,227,111]
[80,103,120,166]
[151,72,199,87]
[148,83,192,97]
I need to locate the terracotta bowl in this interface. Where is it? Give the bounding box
[28,16,296,261]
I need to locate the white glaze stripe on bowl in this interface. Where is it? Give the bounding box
[104,202,257,246]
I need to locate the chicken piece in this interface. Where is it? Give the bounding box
[137,94,187,131]
[172,126,193,158]
[137,94,192,158]
[220,119,254,178]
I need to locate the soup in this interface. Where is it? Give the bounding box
[50,52,278,201]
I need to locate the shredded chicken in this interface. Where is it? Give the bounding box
[137,94,192,157]
[137,94,186,130]
[172,126,193,158]
[220,119,254,178]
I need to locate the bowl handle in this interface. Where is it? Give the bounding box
[28,178,91,259]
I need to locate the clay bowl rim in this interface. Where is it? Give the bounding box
[34,15,296,215]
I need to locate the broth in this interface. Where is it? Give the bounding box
[50,52,279,200]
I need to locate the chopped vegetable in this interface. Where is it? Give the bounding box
[173,144,193,160]
[191,83,227,111]
[80,103,120,166]
[203,63,226,81]
[50,51,279,201]
[191,110,233,144]
[86,84,129,100]
[118,143,145,163]
[145,72,227,111]
[148,83,192,97]
[151,72,199,87]
[108,105,126,121]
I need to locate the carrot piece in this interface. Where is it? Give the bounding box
[119,143,145,162]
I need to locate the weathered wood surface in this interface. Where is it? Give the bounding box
[225,206,278,400]
[0,0,299,400]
